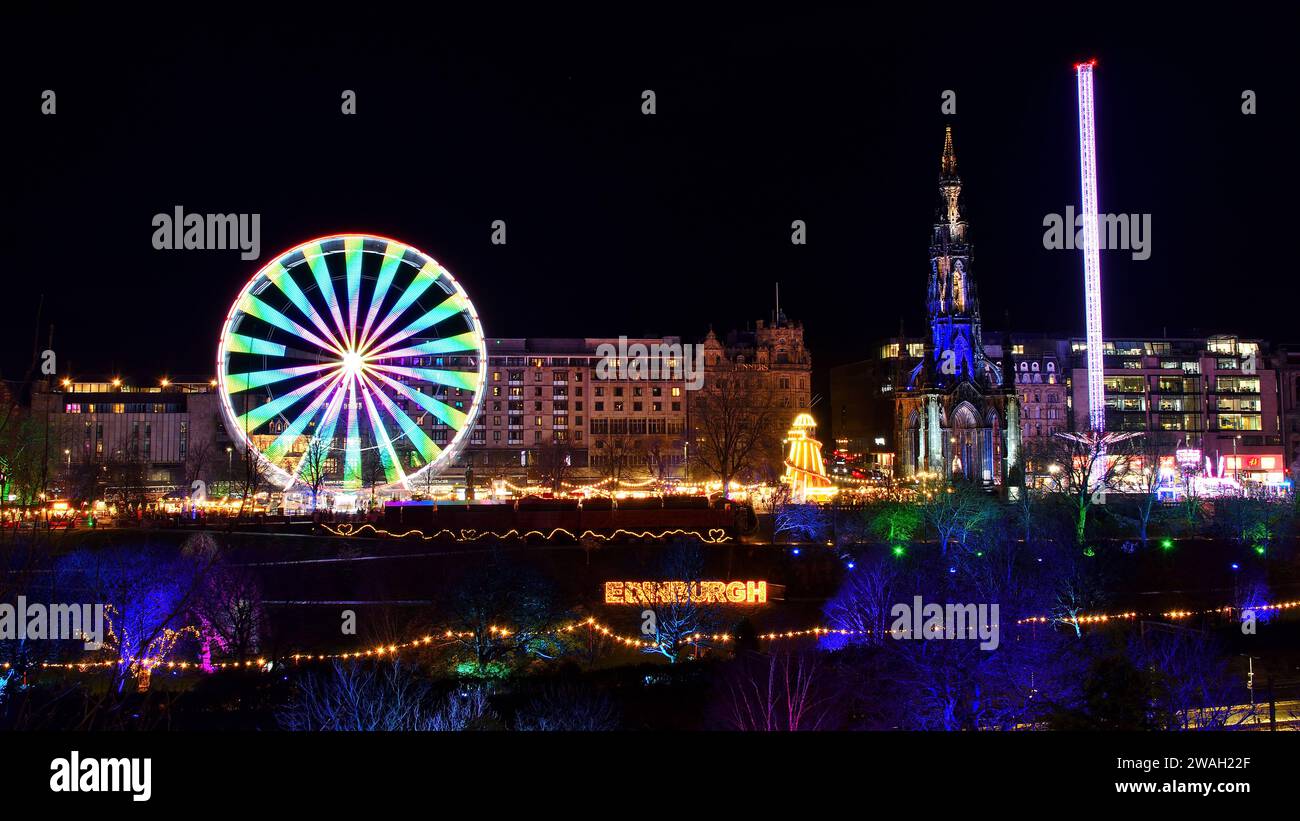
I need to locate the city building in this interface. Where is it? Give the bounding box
[30,378,231,497]
[26,315,810,499]
[1271,344,1300,475]
[462,336,690,480]
[894,126,1020,487]
[830,337,923,477]
[999,333,1072,447]
[1066,334,1284,485]
[699,312,814,482]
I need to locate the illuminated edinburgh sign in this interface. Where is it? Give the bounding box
[604,581,768,605]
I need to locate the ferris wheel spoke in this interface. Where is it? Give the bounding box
[282,376,348,488]
[364,331,481,362]
[285,375,351,488]
[238,293,341,355]
[233,370,342,433]
[261,370,347,466]
[225,362,338,394]
[313,378,349,450]
[358,380,410,489]
[363,294,469,357]
[225,333,287,358]
[360,260,446,352]
[357,243,406,354]
[265,261,348,353]
[343,375,362,489]
[301,241,351,347]
[367,363,480,393]
[365,369,469,431]
[222,235,487,495]
[358,370,442,465]
[344,236,363,348]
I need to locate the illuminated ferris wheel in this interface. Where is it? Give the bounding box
[217,234,487,492]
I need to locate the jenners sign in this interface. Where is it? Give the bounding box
[604,580,768,605]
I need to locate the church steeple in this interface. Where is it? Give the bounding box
[896,127,1017,488]
[924,125,987,388]
[937,124,965,235]
[941,124,957,176]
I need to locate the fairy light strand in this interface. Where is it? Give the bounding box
[9,600,1298,677]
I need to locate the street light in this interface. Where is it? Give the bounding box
[1234,434,1242,485]
[1241,654,1261,725]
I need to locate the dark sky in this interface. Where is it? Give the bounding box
[4,7,1296,405]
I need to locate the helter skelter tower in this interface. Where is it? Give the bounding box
[1058,60,1139,489]
[782,413,837,503]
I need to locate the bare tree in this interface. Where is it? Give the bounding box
[724,651,834,731]
[235,442,273,517]
[1128,435,1168,545]
[597,438,632,487]
[645,437,680,487]
[823,555,899,646]
[446,558,565,675]
[183,436,214,492]
[690,373,778,498]
[1129,630,1236,730]
[639,544,723,663]
[278,661,496,731]
[360,445,386,509]
[106,434,149,511]
[1045,538,1110,637]
[920,481,998,555]
[184,533,266,668]
[1031,432,1138,546]
[64,460,103,507]
[299,435,331,512]
[514,684,619,731]
[531,438,573,493]
[772,496,830,542]
[55,542,216,693]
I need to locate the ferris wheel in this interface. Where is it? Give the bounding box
[216,234,487,492]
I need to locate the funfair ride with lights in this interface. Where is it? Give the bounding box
[782,413,837,503]
[217,234,487,493]
[1058,61,1142,489]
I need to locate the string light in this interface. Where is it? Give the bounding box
[15,599,1300,678]
[323,523,733,544]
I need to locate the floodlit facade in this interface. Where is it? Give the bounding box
[894,127,1021,487]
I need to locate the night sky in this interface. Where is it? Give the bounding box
[4,7,1295,408]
